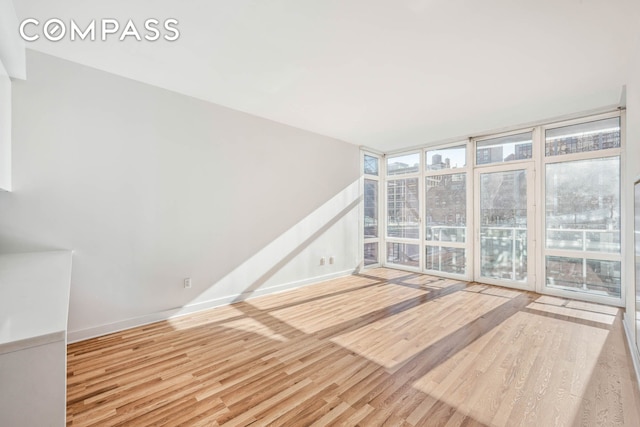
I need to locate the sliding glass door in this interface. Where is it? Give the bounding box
[475,165,534,289]
[474,130,535,290]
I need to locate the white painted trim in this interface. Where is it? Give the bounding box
[359,151,364,269]
[0,331,65,356]
[623,312,640,392]
[419,148,425,271]
[539,112,624,306]
[422,142,471,280]
[362,150,383,268]
[68,269,353,343]
[475,126,536,144]
[424,241,466,249]
[473,162,536,291]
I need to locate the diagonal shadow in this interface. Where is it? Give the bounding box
[312,281,469,340]
[231,197,361,304]
[230,301,306,340]
[228,273,463,341]
[243,278,532,382]
[355,271,449,291]
[222,274,534,422]
[69,270,567,426]
[388,293,534,377]
[521,306,614,331]
[180,267,533,411]
[161,274,402,337]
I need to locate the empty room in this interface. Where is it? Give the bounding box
[2,0,640,426]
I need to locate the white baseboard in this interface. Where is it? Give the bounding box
[67,269,353,343]
[622,312,640,391]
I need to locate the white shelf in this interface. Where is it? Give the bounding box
[0,251,72,354]
[0,250,72,427]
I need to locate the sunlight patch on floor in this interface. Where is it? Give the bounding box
[219,317,289,342]
[564,300,620,316]
[411,310,609,426]
[464,285,523,299]
[330,291,508,369]
[526,302,616,326]
[167,305,246,330]
[267,285,428,334]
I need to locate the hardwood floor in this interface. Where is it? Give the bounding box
[67,268,640,426]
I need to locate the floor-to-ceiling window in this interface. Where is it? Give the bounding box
[386,152,421,269]
[542,114,622,300]
[424,144,469,278]
[363,153,381,267]
[474,131,535,290]
[365,111,624,306]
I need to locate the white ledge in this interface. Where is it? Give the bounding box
[0,251,73,355]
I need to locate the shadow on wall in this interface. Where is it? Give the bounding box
[64,178,362,340]
[183,178,362,311]
[230,197,360,304]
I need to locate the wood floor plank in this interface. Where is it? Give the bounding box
[66,268,640,426]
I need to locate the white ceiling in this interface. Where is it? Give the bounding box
[13,0,640,152]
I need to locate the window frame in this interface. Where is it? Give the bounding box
[384,150,423,271]
[423,140,473,280]
[361,150,383,269]
[373,110,625,307]
[474,128,536,169]
[538,111,624,305]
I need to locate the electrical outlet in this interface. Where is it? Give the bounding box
[320,257,325,266]
[184,278,192,289]
[329,256,334,264]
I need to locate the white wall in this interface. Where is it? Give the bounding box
[0,50,360,339]
[0,0,25,79]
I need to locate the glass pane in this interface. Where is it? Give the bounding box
[546,230,583,251]
[635,181,640,351]
[546,229,620,253]
[426,246,465,275]
[364,155,379,175]
[387,178,419,239]
[364,242,378,266]
[545,117,620,156]
[364,179,378,238]
[546,256,621,298]
[386,243,419,267]
[387,153,420,176]
[545,157,620,253]
[545,255,584,288]
[585,231,621,253]
[426,145,466,171]
[426,173,466,242]
[479,170,528,281]
[476,132,533,165]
